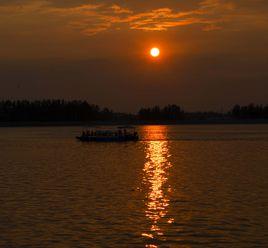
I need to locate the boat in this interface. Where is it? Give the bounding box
[76,126,139,142]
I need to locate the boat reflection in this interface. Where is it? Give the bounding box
[141,126,174,245]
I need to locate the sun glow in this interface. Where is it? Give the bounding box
[150,47,160,58]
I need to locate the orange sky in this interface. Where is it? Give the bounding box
[0,0,268,111]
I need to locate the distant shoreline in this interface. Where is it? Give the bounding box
[1,119,268,127]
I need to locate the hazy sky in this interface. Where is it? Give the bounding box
[0,0,268,112]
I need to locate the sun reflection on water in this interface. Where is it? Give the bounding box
[141,126,173,246]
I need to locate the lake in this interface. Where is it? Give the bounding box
[0,125,268,247]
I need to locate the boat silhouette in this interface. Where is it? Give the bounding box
[76,126,139,142]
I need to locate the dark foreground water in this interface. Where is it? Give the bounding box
[0,125,268,247]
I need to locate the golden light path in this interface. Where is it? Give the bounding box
[141,126,174,247]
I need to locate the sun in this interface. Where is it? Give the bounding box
[150,47,160,58]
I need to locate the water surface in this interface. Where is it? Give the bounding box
[0,125,268,247]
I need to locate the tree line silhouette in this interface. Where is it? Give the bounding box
[230,104,268,119]
[139,105,184,120]
[0,100,121,122]
[0,100,267,123]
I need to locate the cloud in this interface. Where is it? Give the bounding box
[110,4,133,14]
[124,7,220,31]
[43,0,235,35]
[1,0,265,36]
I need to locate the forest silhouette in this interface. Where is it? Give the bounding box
[0,100,267,123]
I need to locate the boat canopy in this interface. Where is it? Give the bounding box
[83,126,136,131]
[117,126,136,129]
